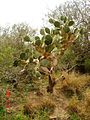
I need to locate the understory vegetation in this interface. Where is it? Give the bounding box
[0,0,90,120]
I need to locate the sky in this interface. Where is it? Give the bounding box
[0,0,68,29]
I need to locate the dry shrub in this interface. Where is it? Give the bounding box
[68,96,86,118]
[61,86,75,98]
[68,73,90,91]
[83,88,90,105]
[58,72,90,99]
[40,98,55,113]
[61,72,89,88]
[81,88,90,120]
[57,72,90,119]
[68,88,90,120]
[68,96,80,113]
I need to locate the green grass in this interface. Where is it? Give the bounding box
[70,113,80,120]
[31,109,49,120]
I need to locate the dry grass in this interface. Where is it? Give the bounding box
[56,72,90,94]
[24,93,55,117]
[56,72,90,120]
[8,72,89,120]
[68,93,90,120]
[54,72,90,119]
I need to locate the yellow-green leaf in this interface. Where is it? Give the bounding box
[45,27,50,34]
[45,44,54,53]
[64,26,70,33]
[49,18,54,24]
[45,35,52,45]
[68,21,74,26]
[24,36,30,42]
[35,39,41,46]
[40,29,45,35]
[35,36,40,40]
[54,21,60,28]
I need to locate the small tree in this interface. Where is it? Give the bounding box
[14,17,82,93]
